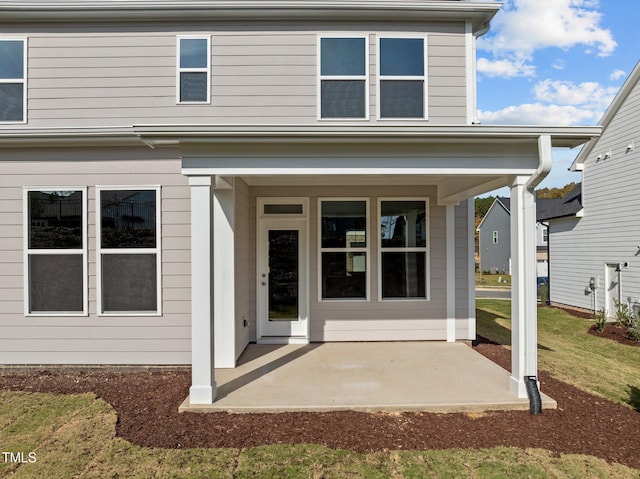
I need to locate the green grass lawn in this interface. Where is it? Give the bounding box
[476,299,640,410]
[475,273,511,287]
[1,391,638,478]
[2,301,640,478]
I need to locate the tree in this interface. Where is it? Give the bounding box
[536,182,576,199]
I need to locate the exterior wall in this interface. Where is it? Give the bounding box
[0,147,191,364]
[0,21,468,128]
[478,201,510,274]
[247,184,473,342]
[548,75,640,315]
[234,177,253,357]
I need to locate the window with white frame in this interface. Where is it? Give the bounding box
[319,36,368,119]
[378,37,427,119]
[177,36,210,103]
[492,231,499,244]
[319,199,368,299]
[379,199,428,299]
[97,187,161,315]
[0,39,26,123]
[25,189,87,315]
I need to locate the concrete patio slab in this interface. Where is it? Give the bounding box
[179,342,556,413]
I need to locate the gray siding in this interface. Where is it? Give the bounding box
[478,201,510,274]
[0,147,191,364]
[549,74,640,314]
[1,21,469,127]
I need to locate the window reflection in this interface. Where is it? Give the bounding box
[100,190,156,248]
[29,190,83,249]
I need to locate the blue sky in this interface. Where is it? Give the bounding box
[475,0,639,194]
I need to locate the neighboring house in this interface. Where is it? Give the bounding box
[0,0,599,405]
[477,197,556,277]
[540,61,640,319]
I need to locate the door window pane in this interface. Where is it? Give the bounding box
[268,230,299,320]
[29,190,83,249]
[381,252,426,299]
[102,254,157,312]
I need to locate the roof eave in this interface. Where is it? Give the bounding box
[0,1,501,33]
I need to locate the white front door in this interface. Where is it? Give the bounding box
[257,218,308,342]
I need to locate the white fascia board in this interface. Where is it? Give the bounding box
[135,124,600,147]
[0,1,500,31]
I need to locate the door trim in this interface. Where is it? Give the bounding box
[256,198,309,343]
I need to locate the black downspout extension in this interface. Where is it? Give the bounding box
[525,376,543,415]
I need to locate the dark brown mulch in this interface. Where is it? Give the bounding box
[589,323,640,347]
[2,340,640,471]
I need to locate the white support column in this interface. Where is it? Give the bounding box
[467,199,476,340]
[446,203,456,342]
[509,176,538,398]
[213,177,236,368]
[188,175,216,404]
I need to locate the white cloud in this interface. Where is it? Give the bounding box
[551,59,565,70]
[477,57,535,78]
[533,79,617,109]
[478,103,602,126]
[609,69,626,81]
[477,0,616,79]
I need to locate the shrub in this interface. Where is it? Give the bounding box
[628,320,640,341]
[614,300,635,328]
[592,309,607,332]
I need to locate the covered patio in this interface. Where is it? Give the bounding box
[179,341,556,413]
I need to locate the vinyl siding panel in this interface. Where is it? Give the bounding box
[0,147,192,364]
[548,75,640,313]
[12,21,469,127]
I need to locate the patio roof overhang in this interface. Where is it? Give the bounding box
[133,124,601,204]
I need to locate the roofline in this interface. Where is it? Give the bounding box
[476,196,509,231]
[0,1,501,34]
[570,60,640,171]
[0,124,600,149]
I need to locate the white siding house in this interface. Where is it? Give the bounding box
[542,62,640,319]
[0,0,599,405]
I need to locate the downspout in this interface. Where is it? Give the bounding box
[540,220,549,304]
[524,134,553,415]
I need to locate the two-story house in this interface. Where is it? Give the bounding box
[540,62,640,319]
[0,0,599,406]
[477,197,559,278]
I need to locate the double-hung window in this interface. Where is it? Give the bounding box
[0,39,26,123]
[319,199,368,300]
[319,36,368,119]
[492,231,499,244]
[177,36,210,103]
[25,189,87,315]
[379,199,428,299]
[378,37,427,119]
[97,187,161,315]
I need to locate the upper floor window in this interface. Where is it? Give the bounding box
[319,36,368,119]
[492,231,499,244]
[0,39,26,123]
[177,36,210,103]
[378,37,427,119]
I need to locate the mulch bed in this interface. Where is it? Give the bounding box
[589,323,640,347]
[1,339,639,471]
